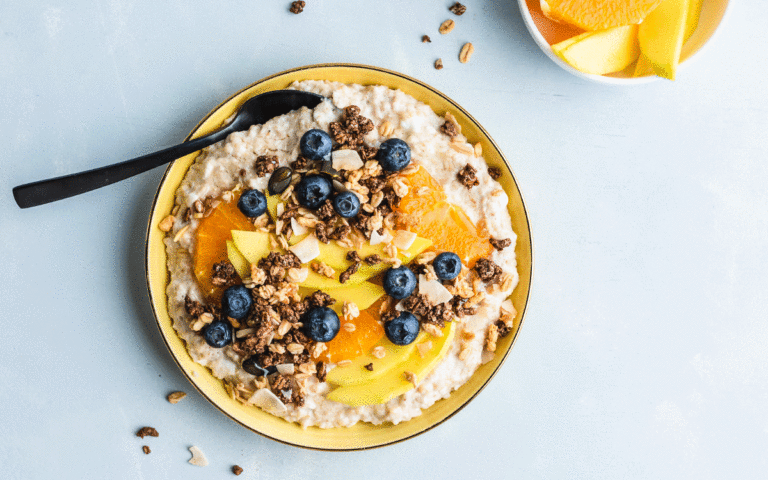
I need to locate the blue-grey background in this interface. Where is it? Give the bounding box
[1,1,766,478]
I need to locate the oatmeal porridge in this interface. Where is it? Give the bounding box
[162,81,519,428]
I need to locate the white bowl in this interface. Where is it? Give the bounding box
[517,0,732,85]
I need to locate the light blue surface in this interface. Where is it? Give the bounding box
[1,1,767,478]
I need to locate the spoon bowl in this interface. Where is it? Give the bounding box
[12,90,324,208]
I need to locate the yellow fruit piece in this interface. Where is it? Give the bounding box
[231,230,274,264]
[540,0,664,31]
[326,321,456,407]
[266,194,281,221]
[684,0,704,41]
[301,269,371,290]
[556,25,640,75]
[551,31,592,55]
[320,282,386,313]
[638,0,689,80]
[325,334,424,387]
[226,240,249,278]
[633,54,655,77]
[313,234,433,271]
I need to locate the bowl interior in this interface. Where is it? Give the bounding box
[145,64,533,450]
[518,0,731,84]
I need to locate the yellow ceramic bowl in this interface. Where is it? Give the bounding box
[518,0,731,84]
[145,64,533,450]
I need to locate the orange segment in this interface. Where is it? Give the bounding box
[540,0,664,31]
[395,167,493,267]
[526,0,586,45]
[318,309,384,364]
[397,166,447,214]
[193,195,255,299]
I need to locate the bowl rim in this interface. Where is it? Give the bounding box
[144,62,534,450]
[516,0,732,85]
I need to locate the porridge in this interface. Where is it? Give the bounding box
[162,81,519,428]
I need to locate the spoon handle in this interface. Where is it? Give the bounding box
[12,126,234,209]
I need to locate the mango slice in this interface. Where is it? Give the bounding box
[326,321,456,406]
[231,230,273,264]
[226,240,249,278]
[325,333,424,387]
[555,24,640,75]
[638,0,689,80]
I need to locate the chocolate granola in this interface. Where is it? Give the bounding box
[457,164,479,189]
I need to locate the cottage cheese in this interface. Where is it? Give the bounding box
[164,81,518,428]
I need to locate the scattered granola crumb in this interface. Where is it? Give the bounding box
[404,370,418,386]
[188,446,209,467]
[254,155,278,177]
[167,391,187,404]
[449,2,466,15]
[422,35,431,43]
[233,465,243,476]
[289,1,305,14]
[459,42,474,63]
[142,446,151,455]
[364,363,374,371]
[457,164,479,189]
[339,262,360,284]
[474,258,503,282]
[439,19,455,34]
[441,119,459,137]
[490,237,512,251]
[434,58,444,70]
[364,254,382,265]
[488,166,502,180]
[136,427,158,439]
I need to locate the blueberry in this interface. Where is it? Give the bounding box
[384,312,420,346]
[376,138,411,172]
[302,306,340,342]
[242,356,277,377]
[300,129,332,161]
[383,266,417,300]
[332,191,361,218]
[237,189,267,218]
[203,321,233,348]
[295,174,332,209]
[221,285,252,320]
[433,252,462,281]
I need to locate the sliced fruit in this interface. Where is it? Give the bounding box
[396,166,447,215]
[633,54,655,77]
[325,333,425,386]
[638,0,689,80]
[301,269,372,290]
[266,194,282,221]
[551,31,593,55]
[326,321,456,406]
[525,0,586,45]
[312,232,433,271]
[684,0,704,41]
[231,230,273,264]
[318,310,385,363]
[321,282,386,312]
[556,25,640,75]
[193,195,255,299]
[540,0,664,31]
[226,240,249,278]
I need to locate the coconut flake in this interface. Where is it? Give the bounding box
[332,149,364,171]
[392,230,417,250]
[289,234,320,264]
[290,217,309,237]
[369,229,393,246]
[188,446,209,467]
[419,275,454,305]
[276,363,295,375]
[247,388,288,414]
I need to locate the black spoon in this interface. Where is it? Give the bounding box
[12,90,325,209]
